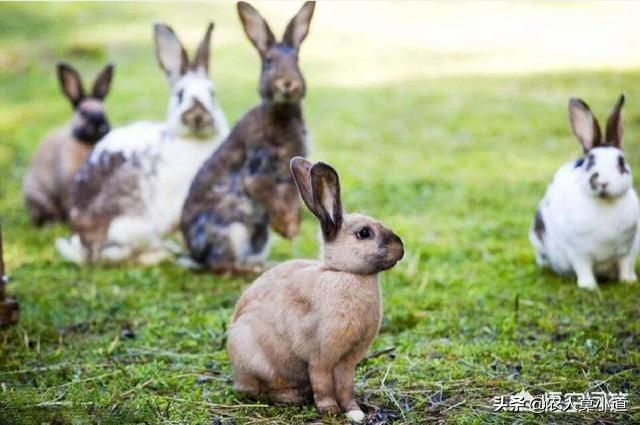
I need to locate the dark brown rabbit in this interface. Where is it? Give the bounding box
[181,1,315,272]
[23,62,114,226]
[228,158,404,423]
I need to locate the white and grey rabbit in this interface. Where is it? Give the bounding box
[227,157,404,423]
[23,62,114,226]
[56,22,228,264]
[530,95,640,289]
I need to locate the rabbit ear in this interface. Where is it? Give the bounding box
[91,63,114,100]
[569,98,602,152]
[310,162,343,241]
[57,62,85,108]
[606,94,625,148]
[237,1,275,56]
[291,157,315,214]
[154,23,189,85]
[282,1,315,50]
[192,22,214,74]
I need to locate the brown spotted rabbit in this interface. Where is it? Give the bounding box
[227,157,404,423]
[23,62,114,226]
[180,1,315,272]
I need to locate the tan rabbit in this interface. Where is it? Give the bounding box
[227,157,404,423]
[23,62,114,226]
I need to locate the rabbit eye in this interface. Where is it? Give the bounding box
[176,89,184,104]
[586,154,596,171]
[619,155,628,174]
[356,227,372,240]
[264,57,274,69]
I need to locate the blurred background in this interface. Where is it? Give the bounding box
[1,2,639,423]
[2,1,640,263]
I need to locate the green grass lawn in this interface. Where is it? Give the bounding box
[1,2,639,424]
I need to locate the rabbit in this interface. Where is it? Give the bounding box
[180,1,315,273]
[530,95,640,290]
[56,22,229,264]
[23,62,114,226]
[227,157,404,423]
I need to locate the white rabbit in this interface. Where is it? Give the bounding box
[56,22,228,264]
[227,157,404,423]
[530,95,640,289]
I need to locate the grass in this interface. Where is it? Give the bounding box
[1,1,639,424]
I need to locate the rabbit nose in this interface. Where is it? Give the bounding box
[392,236,405,261]
[382,231,404,261]
[181,99,213,130]
[88,114,109,136]
[589,172,610,195]
[87,112,105,125]
[185,112,207,129]
[287,80,301,94]
[276,78,301,96]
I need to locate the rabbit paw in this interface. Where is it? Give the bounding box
[620,272,637,284]
[346,409,365,423]
[577,278,597,290]
[316,398,340,415]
